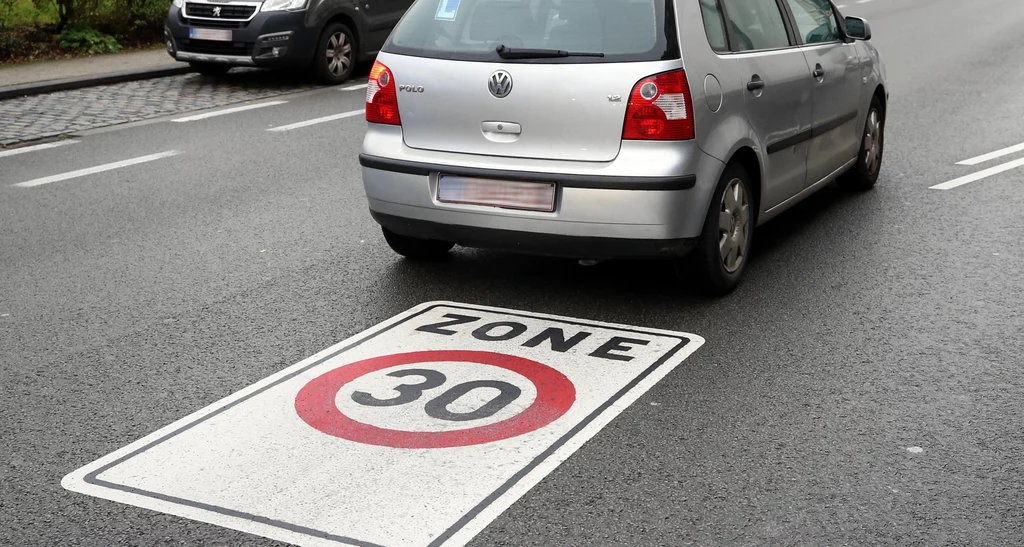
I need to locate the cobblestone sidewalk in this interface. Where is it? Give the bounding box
[0,69,323,147]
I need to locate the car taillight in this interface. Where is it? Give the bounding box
[366,61,400,125]
[622,70,694,141]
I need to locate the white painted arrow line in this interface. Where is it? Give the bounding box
[267,110,363,132]
[12,150,182,188]
[957,142,1024,166]
[931,156,1024,190]
[0,139,79,159]
[171,101,287,122]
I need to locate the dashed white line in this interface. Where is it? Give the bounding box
[931,156,1024,190]
[956,142,1024,166]
[856,0,872,3]
[0,139,79,158]
[12,150,181,188]
[340,83,368,91]
[171,101,288,122]
[267,109,364,132]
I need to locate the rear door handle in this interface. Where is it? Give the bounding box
[813,64,825,78]
[747,76,765,91]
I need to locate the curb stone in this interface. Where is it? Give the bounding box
[0,65,194,101]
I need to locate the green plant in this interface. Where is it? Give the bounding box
[58,24,121,53]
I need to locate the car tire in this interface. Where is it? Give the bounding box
[314,22,357,85]
[837,96,885,192]
[382,228,454,260]
[189,62,231,76]
[678,162,755,296]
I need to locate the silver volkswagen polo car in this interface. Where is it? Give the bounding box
[359,0,887,294]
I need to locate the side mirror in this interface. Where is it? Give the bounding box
[845,16,872,40]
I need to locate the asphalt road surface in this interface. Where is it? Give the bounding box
[2,0,1023,545]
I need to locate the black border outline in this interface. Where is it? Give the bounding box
[80,303,696,547]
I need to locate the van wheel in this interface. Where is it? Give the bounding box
[678,163,754,295]
[838,96,884,192]
[314,22,356,85]
[382,228,454,260]
[189,62,230,76]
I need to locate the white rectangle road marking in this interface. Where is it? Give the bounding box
[956,142,1024,166]
[62,301,705,547]
[340,83,368,91]
[12,151,181,188]
[931,156,1024,190]
[171,101,288,122]
[0,139,78,159]
[267,110,363,132]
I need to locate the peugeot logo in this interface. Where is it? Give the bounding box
[488,70,512,98]
[212,6,221,16]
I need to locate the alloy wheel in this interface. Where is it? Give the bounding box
[327,32,352,77]
[718,178,750,274]
[864,109,882,176]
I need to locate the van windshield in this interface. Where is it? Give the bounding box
[384,0,679,63]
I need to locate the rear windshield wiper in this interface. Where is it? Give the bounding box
[495,44,605,59]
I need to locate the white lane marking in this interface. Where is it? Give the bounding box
[856,0,872,3]
[956,142,1024,166]
[266,109,363,132]
[907,447,924,453]
[931,156,1024,190]
[340,83,368,91]
[0,140,79,158]
[170,101,287,122]
[12,151,181,188]
[61,301,705,547]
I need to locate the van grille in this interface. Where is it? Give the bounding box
[184,3,257,20]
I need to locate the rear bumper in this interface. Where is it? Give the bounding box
[373,212,697,259]
[164,6,315,67]
[359,126,726,259]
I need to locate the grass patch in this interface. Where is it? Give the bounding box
[0,0,170,63]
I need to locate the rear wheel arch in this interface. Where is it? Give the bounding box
[725,146,762,219]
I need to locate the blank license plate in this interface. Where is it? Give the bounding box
[437,175,556,212]
[189,28,233,42]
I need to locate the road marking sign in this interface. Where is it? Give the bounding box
[62,302,704,547]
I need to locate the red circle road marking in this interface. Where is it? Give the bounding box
[294,350,575,448]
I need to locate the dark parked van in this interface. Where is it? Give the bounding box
[164,0,413,83]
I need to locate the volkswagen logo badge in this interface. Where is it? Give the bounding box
[488,70,513,98]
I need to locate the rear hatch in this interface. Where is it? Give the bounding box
[379,0,681,163]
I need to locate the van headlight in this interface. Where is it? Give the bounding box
[172,0,182,6]
[261,0,307,11]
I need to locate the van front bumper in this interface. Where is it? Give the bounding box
[164,6,314,67]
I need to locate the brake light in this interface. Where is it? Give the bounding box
[366,61,400,125]
[622,70,694,140]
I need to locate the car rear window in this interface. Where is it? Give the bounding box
[384,0,680,63]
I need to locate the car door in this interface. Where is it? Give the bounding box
[781,0,862,187]
[718,0,814,211]
[362,0,414,53]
